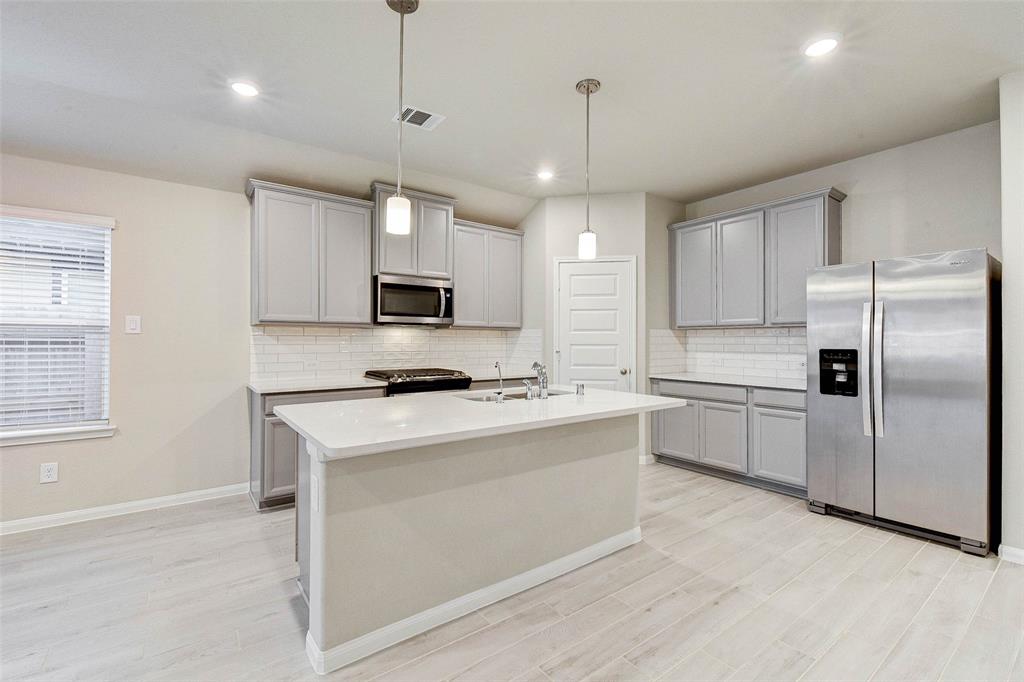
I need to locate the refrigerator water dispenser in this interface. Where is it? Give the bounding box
[819,349,858,396]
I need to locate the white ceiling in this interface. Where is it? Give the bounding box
[2,1,1022,220]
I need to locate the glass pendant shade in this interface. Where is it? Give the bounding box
[386,195,412,235]
[578,229,597,260]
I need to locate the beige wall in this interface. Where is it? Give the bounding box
[644,194,687,332]
[0,154,251,522]
[999,72,1024,556]
[685,121,1002,263]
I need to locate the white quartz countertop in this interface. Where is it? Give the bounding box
[248,376,387,394]
[274,386,685,461]
[649,372,806,392]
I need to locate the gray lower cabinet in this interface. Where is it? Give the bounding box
[699,401,748,472]
[248,179,373,325]
[658,402,699,462]
[651,379,806,493]
[751,406,807,487]
[248,386,386,509]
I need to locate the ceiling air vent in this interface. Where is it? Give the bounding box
[393,106,446,131]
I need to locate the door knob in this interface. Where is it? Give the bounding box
[620,368,628,375]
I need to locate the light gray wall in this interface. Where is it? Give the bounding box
[999,72,1024,558]
[685,121,1002,263]
[0,154,250,522]
[644,194,687,331]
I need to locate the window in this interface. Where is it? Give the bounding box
[1,205,114,443]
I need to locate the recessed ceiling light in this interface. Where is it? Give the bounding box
[537,170,554,180]
[803,34,840,57]
[231,81,259,97]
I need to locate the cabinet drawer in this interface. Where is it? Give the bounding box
[657,380,747,404]
[752,389,806,410]
[263,387,385,416]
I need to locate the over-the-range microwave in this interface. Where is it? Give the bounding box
[374,274,454,326]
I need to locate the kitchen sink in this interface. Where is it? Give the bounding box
[459,389,572,402]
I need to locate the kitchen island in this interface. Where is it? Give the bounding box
[274,386,685,674]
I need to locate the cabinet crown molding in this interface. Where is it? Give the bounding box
[246,179,373,208]
[371,181,457,206]
[668,186,845,232]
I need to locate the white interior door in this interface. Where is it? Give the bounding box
[555,258,635,391]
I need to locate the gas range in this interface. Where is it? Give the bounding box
[364,368,473,396]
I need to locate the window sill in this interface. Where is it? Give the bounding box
[0,424,117,447]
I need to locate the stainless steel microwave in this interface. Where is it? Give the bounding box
[375,274,454,325]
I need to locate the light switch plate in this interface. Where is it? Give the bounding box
[124,315,142,334]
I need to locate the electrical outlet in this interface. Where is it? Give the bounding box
[303,359,318,371]
[39,462,59,484]
[124,315,142,334]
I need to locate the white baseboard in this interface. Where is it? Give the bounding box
[999,543,1024,565]
[0,482,249,535]
[306,526,642,675]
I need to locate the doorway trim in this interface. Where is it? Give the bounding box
[553,256,638,392]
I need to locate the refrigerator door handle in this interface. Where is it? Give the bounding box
[861,302,873,437]
[873,300,885,438]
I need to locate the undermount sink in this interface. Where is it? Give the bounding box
[459,389,572,402]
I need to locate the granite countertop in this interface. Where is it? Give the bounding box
[649,372,806,392]
[274,385,685,461]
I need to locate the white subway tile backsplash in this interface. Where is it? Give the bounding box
[250,326,543,383]
[649,326,807,381]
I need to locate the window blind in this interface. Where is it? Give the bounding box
[0,211,112,430]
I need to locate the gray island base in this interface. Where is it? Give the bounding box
[301,415,642,673]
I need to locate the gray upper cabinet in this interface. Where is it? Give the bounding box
[372,182,456,280]
[254,189,319,323]
[249,180,373,325]
[453,224,488,326]
[716,211,764,326]
[320,199,372,324]
[453,220,522,329]
[417,199,454,279]
[672,223,717,327]
[767,191,843,325]
[669,187,844,328]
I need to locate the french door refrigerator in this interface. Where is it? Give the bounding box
[806,248,1000,555]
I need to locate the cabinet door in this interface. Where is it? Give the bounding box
[768,197,823,325]
[716,211,764,326]
[658,402,700,462]
[377,190,418,276]
[487,231,522,328]
[672,223,716,327]
[263,417,298,500]
[255,189,319,322]
[417,199,454,279]
[699,401,748,473]
[751,407,807,487]
[453,225,488,326]
[320,200,372,324]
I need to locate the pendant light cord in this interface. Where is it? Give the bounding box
[585,87,590,231]
[396,11,405,197]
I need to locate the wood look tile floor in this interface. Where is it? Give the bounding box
[3,461,1023,681]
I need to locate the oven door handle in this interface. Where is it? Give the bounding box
[438,287,446,320]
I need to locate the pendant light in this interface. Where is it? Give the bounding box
[576,78,600,260]
[386,0,419,235]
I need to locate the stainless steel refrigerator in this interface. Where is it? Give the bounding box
[806,248,1000,555]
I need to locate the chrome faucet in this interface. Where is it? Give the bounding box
[494,361,504,403]
[522,379,535,400]
[531,361,549,399]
